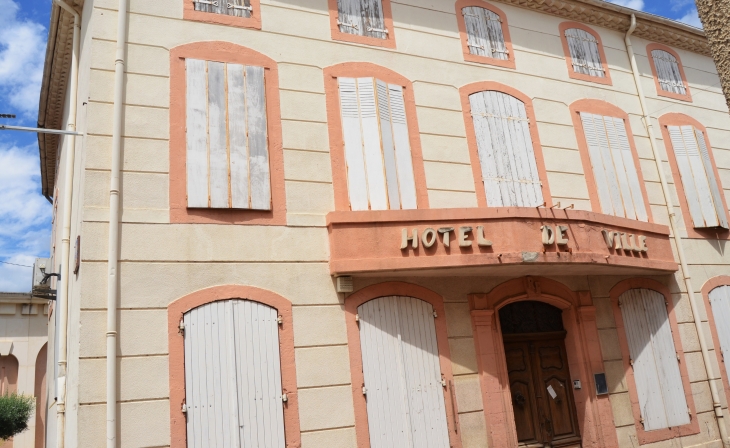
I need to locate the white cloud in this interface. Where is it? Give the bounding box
[0,0,46,116]
[605,0,645,11]
[678,8,703,28]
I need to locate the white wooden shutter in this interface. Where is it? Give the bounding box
[709,286,730,384]
[184,300,285,448]
[580,112,648,221]
[619,289,689,431]
[651,50,686,95]
[337,0,387,39]
[193,0,252,17]
[462,7,508,60]
[358,296,450,448]
[668,125,728,229]
[338,77,418,211]
[469,90,544,207]
[564,28,605,78]
[186,59,271,210]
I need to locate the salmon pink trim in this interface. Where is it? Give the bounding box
[609,278,700,444]
[327,0,396,48]
[558,22,612,86]
[167,285,301,448]
[455,0,516,69]
[324,62,429,211]
[469,277,619,448]
[460,81,552,208]
[344,282,462,448]
[570,99,654,222]
[169,42,286,225]
[658,113,730,239]
[183,0,261,29]
[646,43,692,102]
[701,276,730,413]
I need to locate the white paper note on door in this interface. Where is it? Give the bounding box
[547,385,557,399]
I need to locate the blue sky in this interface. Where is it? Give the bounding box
[0,0,705,292]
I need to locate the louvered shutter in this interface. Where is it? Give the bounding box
[337,0,387,39]
[462,7,508,60]
[620,289,689,431]
[338,77,418,211]
[564,28,605,78]
[358,296,450,448]
[580,112,648,221]
[709,286,730,383]
[651,50,686,95]
[186,59,271,210]
[469,90,544,207]
[193,0,252,17]
[668,125,728,229]
[184,300,285,448]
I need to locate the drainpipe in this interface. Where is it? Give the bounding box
[52,1,79,447]
[625,14,730,446]
[106,0,128,444]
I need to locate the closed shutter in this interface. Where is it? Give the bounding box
[667,125,728,229]
[651,50,686,95]
[358,296,450,448]
[469,90,544,207]
[337,0,387,39]
[186,59,271,210]
[184,300,285,448]
[709,286,730,383]
[193,0,252,17]
[619,289,689,431]
[580,112,648,221]
[338,77,418,211]
[564,28,605,78]
[462,7,508,60]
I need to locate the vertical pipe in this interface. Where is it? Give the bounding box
[625,14,730,446]
[51,2,79,447]
[107,0,128,444]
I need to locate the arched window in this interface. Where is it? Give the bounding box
[647,44,692,101]
[0,354,18,395]
[456,0,515,68]
[709,284,730,377]
[559,22,612,85]
[183,0,261,29]
[329,0,396,48]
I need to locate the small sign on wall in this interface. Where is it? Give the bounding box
[594,373,608,395]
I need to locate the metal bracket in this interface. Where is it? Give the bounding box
[367,26,388,34]
[195,0,218,5]
[228,3,252,10]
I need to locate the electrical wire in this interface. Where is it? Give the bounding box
[0,260,33,268]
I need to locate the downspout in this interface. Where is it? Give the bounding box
[52,1,79,447]
[107,0,128,444]
[625,14,730,446]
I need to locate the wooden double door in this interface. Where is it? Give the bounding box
[504,332,581,448]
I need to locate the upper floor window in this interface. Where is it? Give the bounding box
[462,85,549,208]
[456,0,515,69]
[559,22,611,85]
[647,44,692,102]
[571,100,650,222]
[184,0,261,29]
[330,0,396,48]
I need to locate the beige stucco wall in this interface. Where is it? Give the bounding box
[44,0,730,446]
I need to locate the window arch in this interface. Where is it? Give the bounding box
[659,113,729,237]
[647,43,692,102]
[0,354,18,395]
[183,0,261,29]
[460,82,551,208]
[558,22,612,85]
[455,0,515,69]
[701,276,730,420]
[324,62,429,211]
[167,285,300,448]
[328,0,396,48]
[569,99,652,222]
[169,42,285,225]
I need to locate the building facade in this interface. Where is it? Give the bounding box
[37,0,730,446]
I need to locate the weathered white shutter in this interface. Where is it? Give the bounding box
[186,59,271,210]
[338,77,418,211]
[358,296,450,448]
[193,0,252,17]
[184,300,285,448]
[337,0,387,39]
[709,286,730,383]
[469,90,543,207]
[620,289,689,431]
[462,7,508,60]
[651,50,686,95]
[564,28,605,77]
[580,112,648,221]
[668,125,728,229]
